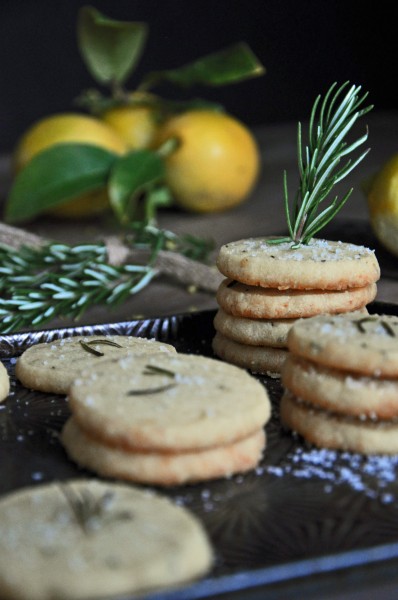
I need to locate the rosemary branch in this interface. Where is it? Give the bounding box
[269,81,373,247]
[0,223,214,334]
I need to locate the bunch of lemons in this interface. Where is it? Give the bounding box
[13,103,260,218]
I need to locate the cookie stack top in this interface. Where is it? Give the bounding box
[217,237,380,290]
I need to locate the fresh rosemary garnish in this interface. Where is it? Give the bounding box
[79,338,123,356]
[59,484,133,534]
[0,223,213,334]
[269,82,373,247]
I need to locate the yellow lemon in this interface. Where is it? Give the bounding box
[102,104,158,150]
[155,109,260,213]
[13,113,128,218]
[367,154,398,256]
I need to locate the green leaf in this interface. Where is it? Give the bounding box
[145,186,173,223]
[77,6,148,87]
[140,42,265,90]
[5,144,118,223]
[108,150,165,223]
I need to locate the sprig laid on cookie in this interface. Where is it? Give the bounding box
[269,81,373,247]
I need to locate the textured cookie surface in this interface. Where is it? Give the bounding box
[280,391,398,454]
[282,354,398,419]
[0,479,213,600]
[217,237,380,290]
[15,335,176,394]
[287,313,398,377]
[62,418,266,486]
[212,331,288,375]
[216,279,376,319]
[214,308,295,347]
[69,352,271,451]
[0,362,9,402]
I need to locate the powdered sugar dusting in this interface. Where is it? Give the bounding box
[266,443,398,503]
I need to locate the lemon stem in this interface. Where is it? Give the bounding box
[156,137,180,158]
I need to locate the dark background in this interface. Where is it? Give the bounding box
[0,0,396,153]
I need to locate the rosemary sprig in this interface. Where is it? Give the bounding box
[269,82,373,247]
[0,223,213,334]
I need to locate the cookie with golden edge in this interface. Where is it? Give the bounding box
[282,354,398,420]
[280,390,398,455]
[15,335,176,395]
[287,313,398,378]
[68,352,271,452]
[62,418,266,486]
[0,362,10,402]
[216,237,380,290]
[216,278,377,320]
[0,479,213,600]
[214,308,295,347]
[212,331,288,375]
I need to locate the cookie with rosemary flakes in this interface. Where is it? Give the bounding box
[0,479,213,600]
[216,238,380,291]
[62,418,266,486]
[212,331,288,376]
[216,278,376,319]
[282,354,398,419]
[0,362,10,402]
[287,313,398,378]
[68,352,271,452]
[280,390,398,455]
[214,308,295,347]
[15,335,176,394]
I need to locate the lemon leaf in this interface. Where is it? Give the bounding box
[141,42,265,90]
[108,150,165,223]
[77,6,148,86]
[5,144,118,223]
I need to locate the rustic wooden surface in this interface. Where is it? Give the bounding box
[0,110,397,328]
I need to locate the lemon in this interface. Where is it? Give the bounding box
[155,109,260,213]
[13,113,128,218]
[367,154,398,256]
[102,104,158,150]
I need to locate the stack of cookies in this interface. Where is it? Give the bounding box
[280,312,398,454]
[61,352,271,486]
[212,237,380,376]
[14,335,271,486]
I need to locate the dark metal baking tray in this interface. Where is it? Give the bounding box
[2,301,398,600]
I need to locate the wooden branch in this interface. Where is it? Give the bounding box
[0,222,222,293]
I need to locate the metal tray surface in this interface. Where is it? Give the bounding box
[2,301,398,600]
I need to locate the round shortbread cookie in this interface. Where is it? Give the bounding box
[212,331,288,375]
[0,479,213,600]
[280,391,398,454]
[216,278,376,319]
[287,313,398,378]
[282,354,398,419]
[214,308,295,347]
[0,362,10,402]
[15,335,176,395]
[62,418,266,486]
[69,352,270,451]
[216,237,380,290]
